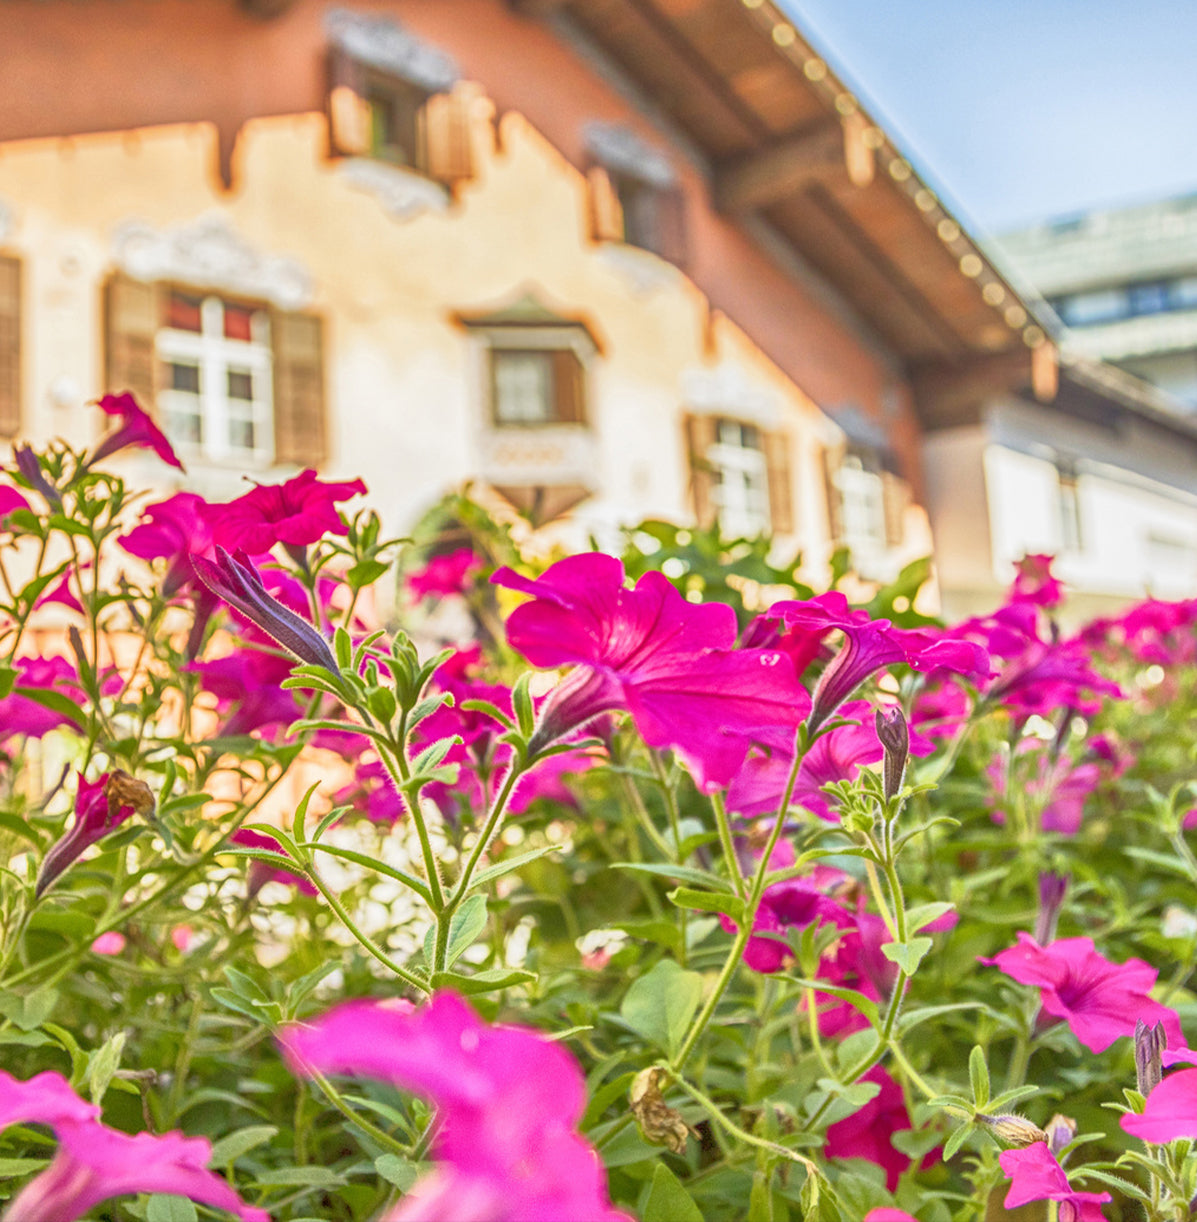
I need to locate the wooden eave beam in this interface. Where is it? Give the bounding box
[508,0,573,17]
[714,118,856,213]
[909,349,1038,430]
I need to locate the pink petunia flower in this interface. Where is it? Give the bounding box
[280,992,630,1222]
[986,741,1103,835]
[36,773,140,899]
[1122,1067,1197,1143]
[189,650,301,739]
[91,391,185,471]
[0,484,31,521]
[982,933,1183,1053]
[767,592,990,733]
[864,1212,919,1222]
[0,1069,267,1222]
[120,492,218,597]
[998,1143,1110,1218]
[90,931,126,955]
[824,1065,914,1191]
[1009,553,1065,609]
[492,554,811,792]
[408,548,482,601]
[0,656,82,741]
[206,468,367,554]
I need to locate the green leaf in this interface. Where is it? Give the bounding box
[786,978,881,1028]
[209,987,266,1024]
[302,843,431,904]
[643,1163,703,1222]
[0,665,16,699]
[14,686,86,729]
[459,699,514,730]
[468,845,559,892]
[255,1166,344,1188]
[86,1030,126,1104]
[367,685,397,724]
[667,886,744,923]
[223,966,269,1003]
[208,1125,279,1166]
[347,558,389,589]
[429,968,535,996]
[0,985,59,1031]
[444,894,489,968]
[511,672,535,739]
[612,862,733,893]
[904,901,956,933]
[374,1154,421,1191]
[146,1195,199,1222]
[942,1122,974,1161]
[619,959,703,1058]
[0,1157,50,1178]
[969,1045,990,1109]
[879,936,932,976]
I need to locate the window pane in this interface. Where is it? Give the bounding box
[229,417,256,452]
[170,361,201,394]
[224,304,256,342]
[227,369,253,400]
[494,352,553,424]
[165,291,203,332]
[164,411,203,446]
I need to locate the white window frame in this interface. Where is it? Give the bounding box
[837,453,887,555]
[156,293,275,466]
[482,325,594,430]
[709,418,770,538]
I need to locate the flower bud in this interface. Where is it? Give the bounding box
[1044,1112,1076,1156]
[976,1113,1048,1147]
[874,705,909,801]
[1033,871,1069,945]
[1134,1018,1165,1097]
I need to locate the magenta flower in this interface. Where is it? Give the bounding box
[90,391,185,471]
[0,656,82,741]
[36,773,140,899]
[768,592,990,733]
[280,992,630,1222]
[1010,553,1065,609]
[206,468,367,554]
[493,554,811,792]
[91,931,127,955]
[864,1212,918,1222]
[824,1065,914,1191]
[191,548,338,674]
[727,701,933,822]
[0,1069,267,1222]
[190,650,300,738]
[1122,1067,1197,1143]
[231,829,317,897]
[987,742,1103,835]
[333,758,405,825]
[982,933,1183,1053]
[408,548,482,601]
[120,491,218,597]
[998,1143,1110,1218]
[0,484,30,521]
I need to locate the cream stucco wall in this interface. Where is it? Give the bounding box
[0,90,937,586]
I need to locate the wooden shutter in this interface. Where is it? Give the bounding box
[652,184,689,269]
[763,429,794,536]
[0,256,20,437]
[683,413,718,529]
[104,273,159,411]
[271,310,327,466]
[587,166,625,243]
[327,46,371,158]
[550,349,585,424]
[881,470,909,547]
[821,442,845,543]
[423,88,475,184]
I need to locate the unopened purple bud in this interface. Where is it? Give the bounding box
[1134,1019,1165,1097]
[874,706,909,801]
[1034,871,1069,945]
[14,445,62,510]
[191,547,338,675]
[1044,1112,1076,1156]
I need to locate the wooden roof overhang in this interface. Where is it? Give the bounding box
[511,0,1057,427]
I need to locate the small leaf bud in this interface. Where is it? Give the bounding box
[976,1112,1048,1147]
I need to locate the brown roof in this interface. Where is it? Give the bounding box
[523,0,1051,402]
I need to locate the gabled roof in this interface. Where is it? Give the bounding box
[516,0,1049,393]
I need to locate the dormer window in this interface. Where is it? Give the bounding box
[324,9,474,185]
[585,123,688,267]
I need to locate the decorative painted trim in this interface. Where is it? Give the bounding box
[595,242,679,297]
[583,121,674,187]
[324,8,459,93]
[681,361,781,428]
[336,159,449,222]
[111,214,314,308]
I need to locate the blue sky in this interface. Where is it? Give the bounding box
[781,0,1197,237]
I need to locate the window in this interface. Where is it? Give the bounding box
[0,254,20,437]
[490,346,586,428]
[325,12,474,184]
[1056,459,1084,552]
[156,290,274,463]
[823,444,908,560]
[104,273,327,468]
[685,415,794,537]
[585,124,687,266]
